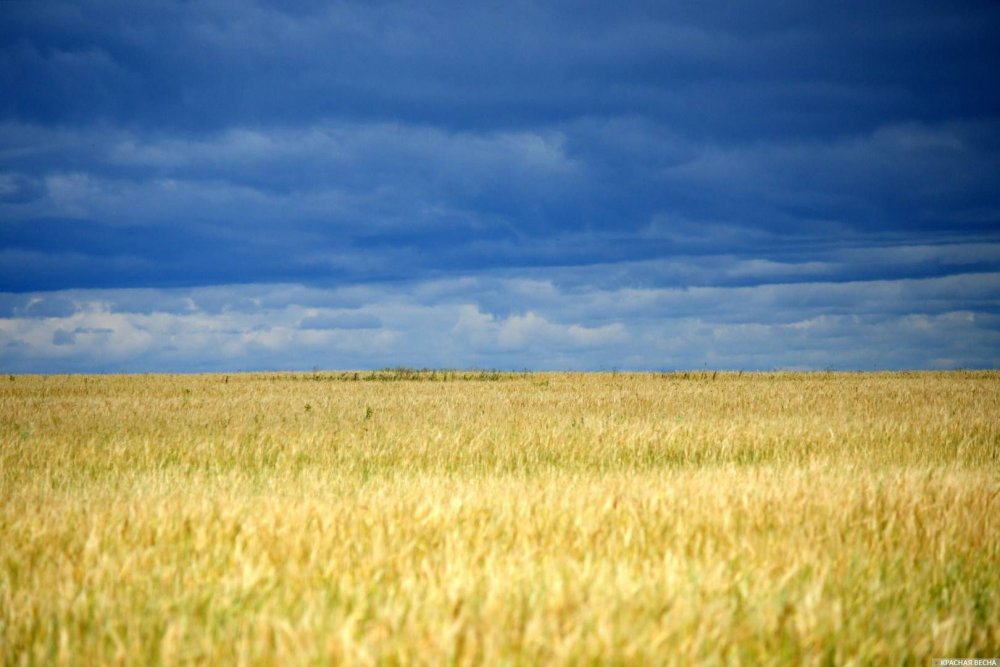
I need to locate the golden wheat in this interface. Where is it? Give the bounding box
[1,371,998,665]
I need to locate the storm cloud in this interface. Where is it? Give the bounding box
[2,1,998,370]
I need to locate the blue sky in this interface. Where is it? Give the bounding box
[1,0,999,371]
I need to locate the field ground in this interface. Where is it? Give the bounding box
[1,371,998,665]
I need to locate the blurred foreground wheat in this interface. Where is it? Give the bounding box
[1,371,998,665]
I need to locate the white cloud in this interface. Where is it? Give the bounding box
[452,306,626,352]
[1,272,997,372]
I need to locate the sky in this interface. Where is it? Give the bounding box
[1,0,999,372]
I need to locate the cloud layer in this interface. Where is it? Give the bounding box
[2,1,998,370]
[2,271,997,372]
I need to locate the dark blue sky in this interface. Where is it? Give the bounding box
[1,0,998,371]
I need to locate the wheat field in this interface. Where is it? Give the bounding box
[1,371,998,665]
